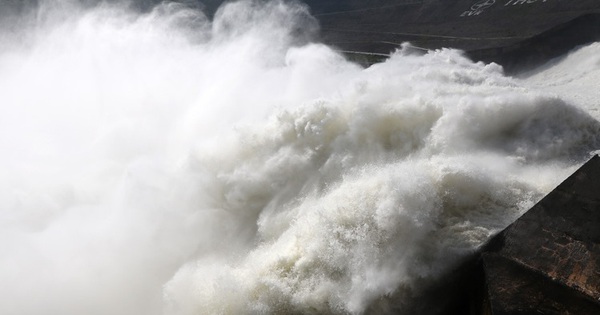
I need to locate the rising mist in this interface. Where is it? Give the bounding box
[1,1,599,315]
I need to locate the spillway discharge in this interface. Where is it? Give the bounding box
[1,1,599,314]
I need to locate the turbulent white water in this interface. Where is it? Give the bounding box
[1,1,600,314]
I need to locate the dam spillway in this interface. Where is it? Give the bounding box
[305,0,600,69]
[471,155,600,314]
[191,0,600,69]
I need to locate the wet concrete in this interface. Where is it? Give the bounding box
[473,155,600,314]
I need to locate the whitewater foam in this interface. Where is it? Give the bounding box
[521,42,600,121]
[1,1,599,315]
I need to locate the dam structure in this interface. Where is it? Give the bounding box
[97,0,600,68]
[467,155,600,315]
[304,0,600,59]
[196,0,600,69]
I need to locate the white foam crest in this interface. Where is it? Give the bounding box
[164,48,600,314]
[0,1,599,315]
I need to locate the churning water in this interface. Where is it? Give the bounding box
[1,1,600,314]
